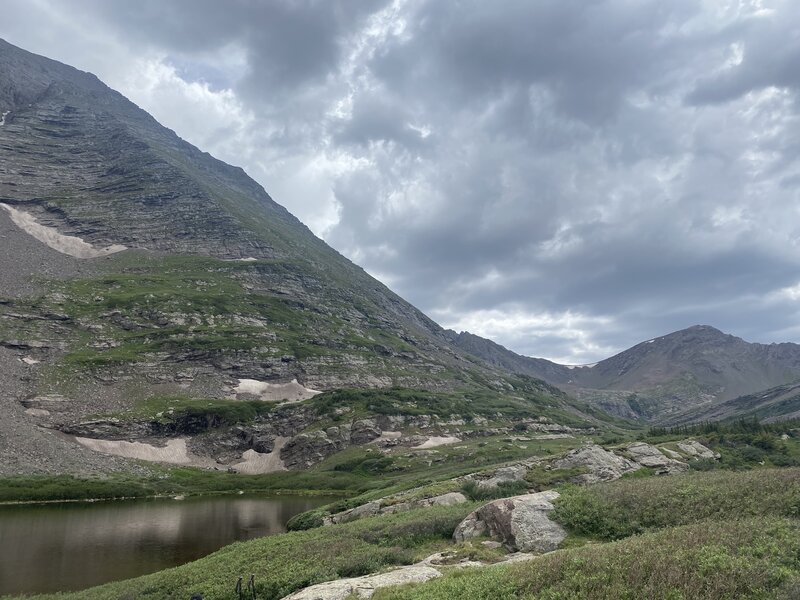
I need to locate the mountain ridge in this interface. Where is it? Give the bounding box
[448,323,800,423]
[0,39,618,477]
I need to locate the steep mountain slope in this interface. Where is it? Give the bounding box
[449,325,800,423]
[0,40,618,476]
[443,330,573,384]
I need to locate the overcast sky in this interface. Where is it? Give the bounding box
[3,0,800,363]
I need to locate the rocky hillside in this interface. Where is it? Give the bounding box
[449,325,800,423]
[670,379,800,425]
[0,40,621,476]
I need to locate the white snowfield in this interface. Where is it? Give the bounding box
[0,203,127,258]
[0,110,9,126]
[233,378,322,402]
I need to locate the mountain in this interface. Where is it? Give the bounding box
[0,39,619,476]
[449,325,800,423]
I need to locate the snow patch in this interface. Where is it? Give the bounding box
[233,378,322,402]
[0,111,9,126]
[0,203,128,258]
[20,357,40,365]
[414,436,461,449]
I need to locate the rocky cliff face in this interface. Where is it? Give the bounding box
[0,39,615,476]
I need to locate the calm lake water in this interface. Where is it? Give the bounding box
[0,494,333,596]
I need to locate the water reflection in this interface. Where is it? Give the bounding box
[0,495,331,596]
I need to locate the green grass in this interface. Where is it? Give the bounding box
[373,517,800,600]
[8,503,477,600]
[461,479,530,501]
[0,467,375,504]
[552,467,800,541]
[113,395,276,425]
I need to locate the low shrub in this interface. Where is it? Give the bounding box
[461,480,529,502]
[374,517,800,600]
[552,467,800,541]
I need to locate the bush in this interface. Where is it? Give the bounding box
[552,468,800,541]
[374,518,800,600]
[461,480,530,502]
[286,508,329,531]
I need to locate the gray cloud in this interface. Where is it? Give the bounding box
[2,0,800,363]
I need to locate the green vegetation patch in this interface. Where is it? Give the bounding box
[0,466,373,504]
[461,479,530,501]
[312,387,567,422]
[120,395,276,425]
[373,517,800,600]
[552,467,800,541]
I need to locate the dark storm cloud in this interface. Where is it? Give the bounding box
[81,0,389,92]
[2,0,800,362]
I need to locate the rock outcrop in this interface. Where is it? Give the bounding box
[676,439,720,460]
[281,565,442,600]
[551,444,640,484]
[452,490,566,553]
[623,442,688,474]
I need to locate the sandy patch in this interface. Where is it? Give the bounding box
[233,378,322,402]
[74,437,210,465]
[24,408,50,417]
[413,436,461,449]
[0,203,127,258]
[231,437,288,474]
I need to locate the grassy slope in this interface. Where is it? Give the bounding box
[375,468,800,600]
[374,518,800,600]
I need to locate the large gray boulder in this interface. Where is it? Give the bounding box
[452,490,566,553]
[551,444,640,484]
[623,442,688,474]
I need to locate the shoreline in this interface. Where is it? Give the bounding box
[0,487,349,507]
